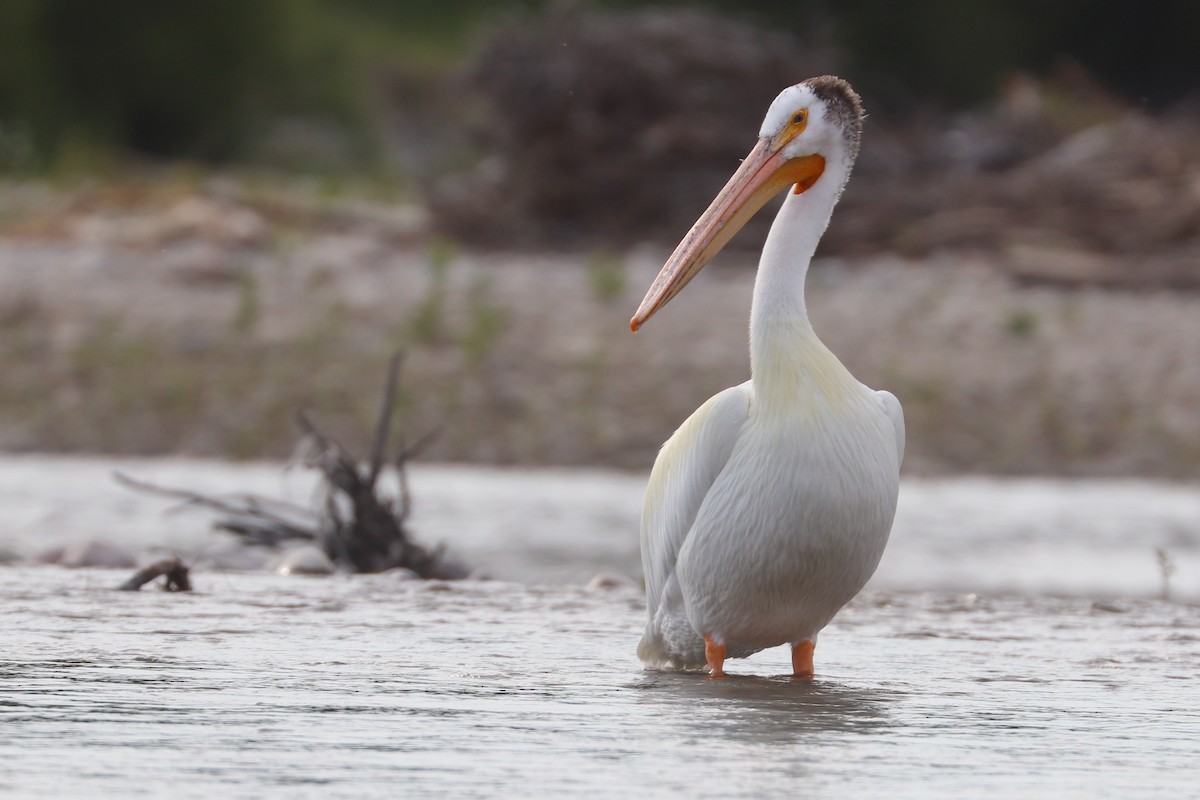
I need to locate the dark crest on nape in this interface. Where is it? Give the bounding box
[804,75,864,161]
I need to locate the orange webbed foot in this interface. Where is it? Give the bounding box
[704,635,727,679]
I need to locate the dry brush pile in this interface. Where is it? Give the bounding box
[430,6,834,247]
[432,7,1200,291]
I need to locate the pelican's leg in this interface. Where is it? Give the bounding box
[704,635,727,678]
[791,640,815,680]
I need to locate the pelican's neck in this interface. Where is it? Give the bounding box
[749,162,853,411]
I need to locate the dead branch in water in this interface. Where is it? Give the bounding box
[118,352,463,579]
[118,558,191,591]
[113,472,318,548]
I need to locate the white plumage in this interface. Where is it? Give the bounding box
[630,76,903,677]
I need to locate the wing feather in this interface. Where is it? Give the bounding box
[875,389,905,465]
[641,382,752,618]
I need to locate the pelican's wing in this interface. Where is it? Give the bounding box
[875,390,905,465]
[641,382,752,616]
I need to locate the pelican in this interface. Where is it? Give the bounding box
[630,76,903,679]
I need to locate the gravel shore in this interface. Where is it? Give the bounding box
[1,181,1197,476]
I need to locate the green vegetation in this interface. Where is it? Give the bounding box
[586,251,627,305]
[2,1,1196,174]
[232,266,260,335]
[460,275,508,364]
[0,0,373,169]
[409,241,455,345]
[1003,308,1039,339]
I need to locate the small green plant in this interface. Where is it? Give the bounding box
[409,239,454,344]
[1003,308,1038,339]
[586,251,626,304]
[0,120,37,173]
[461,274,507,364]
[320,300,350,341]
[271,229,303,266]
[49,133,118,183]
[232,265,260,334]
[1156,548,1176,601]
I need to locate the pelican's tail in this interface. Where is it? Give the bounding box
[637,620,707,671]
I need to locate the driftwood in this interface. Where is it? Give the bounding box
[118,558,191,592]
[118,352,463,579]
[113,472,319,548]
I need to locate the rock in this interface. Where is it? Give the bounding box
[201,543,272,571]
[427,555,472,581]
[274,545,335,576]
[34,545,66,564]
[0,545,20,564]
[117,558,191,592]
[1091,600,1129,614]
[586,572,637,592]
[58,539,138,569]
[1006,243,1128,288]
[386,567,421,581]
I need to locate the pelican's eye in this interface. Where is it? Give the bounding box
[786,109,808,138]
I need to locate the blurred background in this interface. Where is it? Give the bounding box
[0,0,1197,477]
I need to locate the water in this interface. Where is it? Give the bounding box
[2,457,1199,798]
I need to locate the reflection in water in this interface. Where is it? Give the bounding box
[635,672,897,743]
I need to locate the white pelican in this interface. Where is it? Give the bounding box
[630,76,903,679]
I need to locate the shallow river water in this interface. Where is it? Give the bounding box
[2,457,1199,798]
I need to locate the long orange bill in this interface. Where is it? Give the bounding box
[629,141,825,332]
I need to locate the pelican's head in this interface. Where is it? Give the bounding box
[630,76,863,331]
